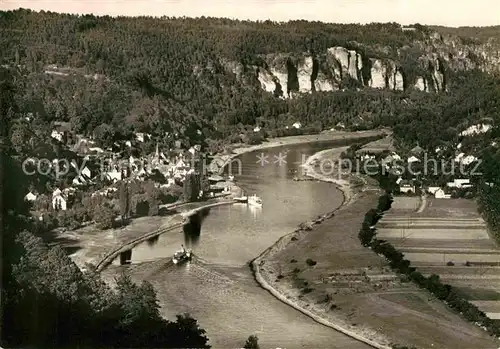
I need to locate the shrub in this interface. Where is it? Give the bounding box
[306,258,317,266]
[446,261,455,266]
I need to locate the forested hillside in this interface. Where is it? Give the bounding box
[2,9,500,154]
[3,8,500,348]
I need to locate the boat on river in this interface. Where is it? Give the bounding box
[172,245,192,265]
[248,194,263,207]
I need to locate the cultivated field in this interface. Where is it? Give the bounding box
[261,192,498,348]
[377,196,500,321]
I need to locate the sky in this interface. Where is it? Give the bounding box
[1,0,499,27]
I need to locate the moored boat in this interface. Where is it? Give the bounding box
[234,196,248,203]
[248,194,263,207]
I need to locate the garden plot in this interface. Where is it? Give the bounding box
[376,228,490,240]
[375,198,500,321]
[383,238,497,250]
[403,252,500,264]
[389,197,421,211]
[471,301,500,314]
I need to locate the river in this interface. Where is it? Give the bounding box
[103,141,372,349]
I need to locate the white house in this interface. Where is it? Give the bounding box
[51,129,65,142]
[427,187,440,195]
[135,132,151,143]
[253,126,261,132]
[24,192,37,202]
[461,155,478,166]
[292,122,302,129]
[52,188,68,211]
[105,169,122,182]
[434,188,451,199]
[447,179,471,189]
[399,180,415,193]
[407,156,420,163]
[460,124,492,136]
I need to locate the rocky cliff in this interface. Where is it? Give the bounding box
[225,29,500,98]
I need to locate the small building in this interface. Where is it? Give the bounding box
[253,126,261,132]
[399,180,415,194]
[292,122,302,129]
[407,155,420,163]
[434,188,451,199]
[51,121,71,143]
[410,145,424,155]
[208,174,224,183]
[447,179,472,189]
[52,188,69,211]
[24,191,37,202]
[427,186,440,195]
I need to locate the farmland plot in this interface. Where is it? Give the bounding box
[376,197,500,321]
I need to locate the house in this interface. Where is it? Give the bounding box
[253,126,261,132]
[447,179,472,189]
[105,168,122,182]
[208,174,224,183]
[135,132,151,143]
[410,145,424,155]
[52,188,70,211]
[427,186,441,195]
[434,188,451,199]
[292,122,302,129]
[24,192,37,202]
[407,155,420,163]
[460,155,478,166]
[399,180,415,194]
[51,121,71,143]
[402,26,417,31]
[460,124,492,136]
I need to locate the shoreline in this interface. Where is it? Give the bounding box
[249,145,390,349]
[216,130,386,176]
[94,199,236,272]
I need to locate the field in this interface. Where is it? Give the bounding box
[260,191,498,348]
[377,196,500,321]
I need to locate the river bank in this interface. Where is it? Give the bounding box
[251,142,497,349]
[60,197,235,270]
[250,146,392,348]
[216,130,386,175]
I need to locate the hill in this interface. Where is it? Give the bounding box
[2,9,500,153]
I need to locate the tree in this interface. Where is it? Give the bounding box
[93,203,116,230]
[243,334,260,349]
[183,172,201,202]
[164,313,211,348]
[119,181,129,222]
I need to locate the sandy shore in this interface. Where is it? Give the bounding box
[216,130,386,175]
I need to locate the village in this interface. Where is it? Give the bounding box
[22,121,237,230]
[350,125,487,200]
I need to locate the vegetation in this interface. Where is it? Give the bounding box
[243,334,260,349]
[358,178,500,338]
[1,67,213,348]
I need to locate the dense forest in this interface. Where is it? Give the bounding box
[3,9,500,348]
[2,9,491,153]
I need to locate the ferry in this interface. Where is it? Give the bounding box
[248,194,263,207]
[172,245,192,265]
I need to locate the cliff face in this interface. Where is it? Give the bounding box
[236,30,500,98]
